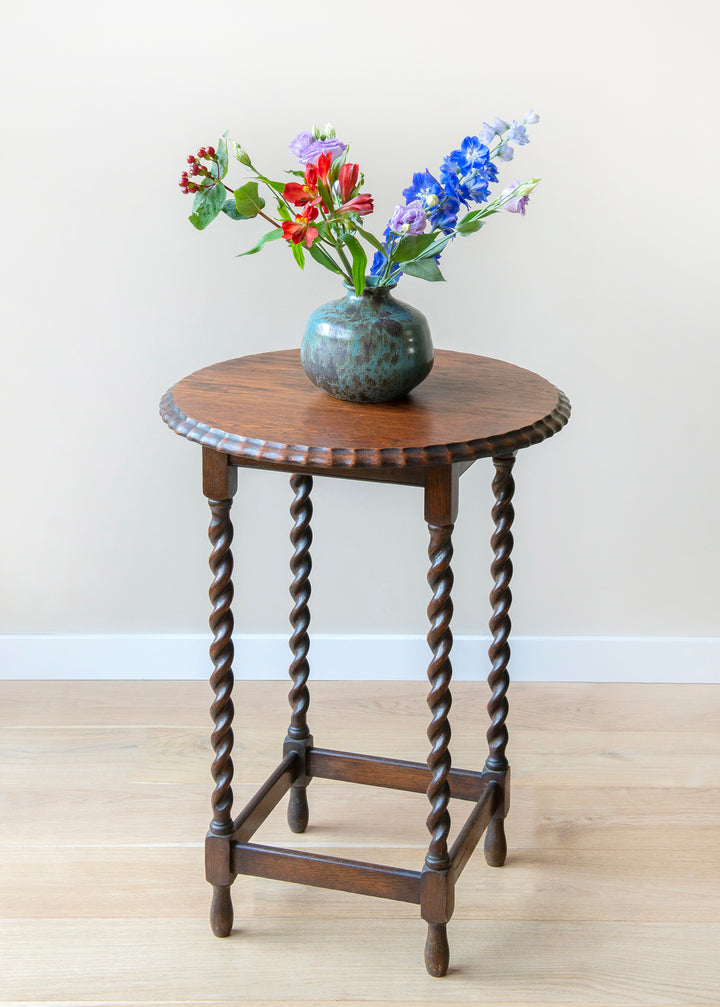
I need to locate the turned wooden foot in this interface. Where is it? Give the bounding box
[210,884,233,937]
[484,816,507,867]
[287,786,309,834]
[425,922,450,977]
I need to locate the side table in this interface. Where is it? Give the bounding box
[160,348,570,976]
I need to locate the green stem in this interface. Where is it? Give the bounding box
[335,245,353,277]
[378,235,399,285]
[318,240,352,284]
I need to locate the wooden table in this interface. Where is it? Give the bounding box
[160,348,570,977]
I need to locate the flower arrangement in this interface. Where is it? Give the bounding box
[178,114,540,296]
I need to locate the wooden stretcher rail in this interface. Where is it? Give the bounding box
[307,747,487,802]
[449,781,500,883]
[231,752,300,842]
[231,842,422,905]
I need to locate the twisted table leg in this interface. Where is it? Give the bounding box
[484,453,516,868]
[285,474,313,834]
[207,494,236,935]
[423,516,455,977]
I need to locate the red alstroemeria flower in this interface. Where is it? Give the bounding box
[316,150,332,187]
[338,162,360,203]
[282,206,320,248]
[283,162,321,208]
[338,193,374,216]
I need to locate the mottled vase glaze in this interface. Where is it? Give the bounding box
[301,279,434,403]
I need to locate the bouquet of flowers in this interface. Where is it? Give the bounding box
[178,114,540,296]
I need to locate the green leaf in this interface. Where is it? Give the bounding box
[255,173,287,195]
[331,146,348,181]
[188,183,227,230]
[456,218,484,235]
[216,130,229,179]
[343,234,367,295]
[416,233,454,259]
[401,258,445,282]
[276,200,292,222]
[390,232,437,262]
[456,209,486,235]
[222,199,251,220]
[316,177,335,213]
[308,242,342,274]
[354,226,386,254]
[291,241,305,269]
[236,228,283,256]
[234,180,266,218]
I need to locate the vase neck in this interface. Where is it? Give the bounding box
[343,279,396,300]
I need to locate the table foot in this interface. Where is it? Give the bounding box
[287,787,309,834]
[484,817,507,867]
[210,884,234,937]
[424,922,450,977]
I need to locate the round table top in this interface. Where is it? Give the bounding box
[160,349,570,469]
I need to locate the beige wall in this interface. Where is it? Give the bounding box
[1,0,717,642]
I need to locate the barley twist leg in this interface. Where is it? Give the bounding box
[423,520,454,977]
[286,474,313,833]
[207,496,236,935]
[484,453,516,867]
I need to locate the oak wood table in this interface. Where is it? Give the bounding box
[160,348,570,977]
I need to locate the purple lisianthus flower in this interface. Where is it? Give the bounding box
[289,130,347,165]
[500,179,530,215]
[390,200,427,235]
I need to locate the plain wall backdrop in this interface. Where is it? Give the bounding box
[1,2,718,672]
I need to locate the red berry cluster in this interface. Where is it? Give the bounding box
[179,146,218,194]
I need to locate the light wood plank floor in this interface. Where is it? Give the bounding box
[1,681,719,1006]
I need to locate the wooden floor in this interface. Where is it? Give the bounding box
[1,681,719,1006]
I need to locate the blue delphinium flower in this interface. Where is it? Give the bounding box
[372,113,538,279]
[477,123,496,145]
[429,194,460,233]
[402,169,459,233]
[439,137,498,207]
[506,120,530,146]
[402,170,444,209]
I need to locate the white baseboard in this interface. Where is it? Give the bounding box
[0,633,718,682]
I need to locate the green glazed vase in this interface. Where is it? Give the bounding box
[301,278,434,403]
